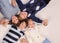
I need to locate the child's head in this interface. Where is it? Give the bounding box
[27,18,35,28]
[19,11,28,20]
[19,20,28,30]
[11,15,19,24]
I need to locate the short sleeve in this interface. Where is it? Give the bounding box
[20,31,25,39]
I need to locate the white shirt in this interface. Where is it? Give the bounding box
[25,24,46,43]
[0,25,11,43]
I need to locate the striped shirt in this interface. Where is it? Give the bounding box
[2,25,25,43]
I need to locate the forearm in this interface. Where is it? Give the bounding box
[11,0,16,2]
[11,0,17,7]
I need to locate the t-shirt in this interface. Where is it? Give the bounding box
[25,24,46,43]
[0,0,20,20]
[16,0,50,23]
[2,25,25,43]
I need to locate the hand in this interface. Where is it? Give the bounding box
[42,19,48,26]
[21,38,28,43]
[0,19,9,26]
[0,19,4,24]
[11,0,17,7]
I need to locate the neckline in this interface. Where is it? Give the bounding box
[20,0,32,5]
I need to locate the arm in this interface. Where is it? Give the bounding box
[0,19,9,26]
[35,19,48,32]
[11,0,17,7]
[42,19,48,26]
[19,31,28,43]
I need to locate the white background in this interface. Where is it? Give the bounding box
[36,0,60,43]
[0,0,60,43]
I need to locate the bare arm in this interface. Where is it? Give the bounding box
[11,0,17,7]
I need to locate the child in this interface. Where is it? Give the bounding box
[0,0,20,20]
[18,20,28,43]
[25,18,51,43]
[2,15,28,43]
[18,11,28,21]
[18,20,28,32]
[12,0,50,23]
[9,15,19,25]
[17,11,48,26]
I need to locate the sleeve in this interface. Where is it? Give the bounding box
[16,0,25,11]
[36,24,46,34]
[0,0,20,20]
[20,31,26,39]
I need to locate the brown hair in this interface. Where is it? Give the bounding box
[9,15,20,26]
[19,19,28,27]
[27,17,33,22]
[18,11,28,21]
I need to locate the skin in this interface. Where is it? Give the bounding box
[28,19,48,29]
[11,0,17,7]
[0,19,9,26]
[0,15,19,26]
[28,19,35,28]
[20,38,28,43]
[12,16,19,24]
[0,16,28,43]
[11,0,48,26]
[19,21,27,30]
[42,19,48,26]
[18,21,28,43]
[19,12,28,20]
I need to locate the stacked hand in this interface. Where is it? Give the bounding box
[42,19,48,26]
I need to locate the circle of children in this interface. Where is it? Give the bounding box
[0,0,51,43]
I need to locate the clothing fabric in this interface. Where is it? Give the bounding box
[25,25,46,43]
[16,0,50,23]
[43,38,51,43]
[0,0,20,20]
[2,25,25,43]
[25,24,51,43]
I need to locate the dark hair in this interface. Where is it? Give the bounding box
[15,15,19,17]
[9,15,19,26]
[27,17,33,22]
[18,11,28,21]
[19,19,28,27]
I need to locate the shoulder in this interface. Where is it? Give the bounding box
[10,25,17,29]
[20,31,25,35]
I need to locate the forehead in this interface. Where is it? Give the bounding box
[28,19,34,23]
[21,21,26,24]
[12,16,18,18]
[20,12,27,15]
[20,22,26,26]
